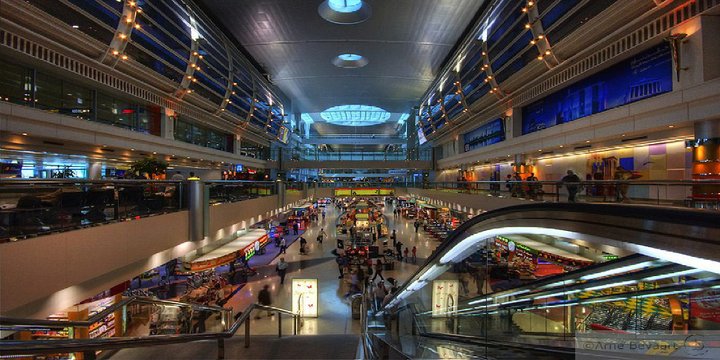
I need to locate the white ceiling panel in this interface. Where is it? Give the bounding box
[197,0,485,115]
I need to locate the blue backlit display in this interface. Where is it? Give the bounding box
[328,0,363,13]
[522,44,672,135]
[464,118,505,152]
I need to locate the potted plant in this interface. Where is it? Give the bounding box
[129,157,168,179]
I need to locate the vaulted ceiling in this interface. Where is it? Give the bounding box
[196,0,485,116]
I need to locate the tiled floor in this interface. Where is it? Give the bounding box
[221,200,441,337]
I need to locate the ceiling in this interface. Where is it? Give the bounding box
[196,0,485,116]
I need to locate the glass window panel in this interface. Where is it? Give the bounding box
[487,1,523,46]
[546,0,618,44]
[67,0,120,29]
[30,0,115,44]
[540,0,582,30]
[96,93,137,129]
[492,31,533,71]
[141,0,193,48]
[489,21,526,62]
[130,30,188,72]
[124,43,185,83]
[0,60,33,106]
[35,72,93,120]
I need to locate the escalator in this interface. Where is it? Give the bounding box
[369,203,720,359]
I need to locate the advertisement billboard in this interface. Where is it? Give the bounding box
[463,118,505,152]
[522,44,672,135]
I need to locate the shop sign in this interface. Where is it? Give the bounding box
[292,279,318,317]
[432,280,459,318]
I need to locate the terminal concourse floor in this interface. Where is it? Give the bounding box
[221,201,439,336]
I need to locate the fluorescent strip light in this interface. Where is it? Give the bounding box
[541,280,575,289]
[583,280,636,291]
[497,298,530,306]
[635,245,720,276]
[497,289,530,298]
[534,303,576,310]
[468,297,493,305]
[643,269,704,281]
[580,261,655,280]
[534,290,581,300]
[581,297,628,305]
[636,287,704,299]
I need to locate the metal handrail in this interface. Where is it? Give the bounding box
[0,301,299,359]
[0,296,226,328]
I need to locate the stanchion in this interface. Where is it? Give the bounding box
[217,338,225,360]
[278,313,282,338]
[244,318,250,348]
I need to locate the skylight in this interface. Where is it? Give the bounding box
[328,0,363,13]
[319,105,391,126]
[332,53,368,68]
[338,54,363,61]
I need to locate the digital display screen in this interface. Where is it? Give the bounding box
[522,44,672,135]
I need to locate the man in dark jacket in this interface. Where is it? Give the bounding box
[256,284,273,319]
[561,170,581,203]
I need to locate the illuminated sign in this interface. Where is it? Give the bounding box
[334,188,394,196]
[432,280,459,318]
[292,279,318,317]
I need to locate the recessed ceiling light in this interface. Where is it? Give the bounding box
[21,132,28,136]
[585,140,590,143]
[130,148,135,151]
[153,151,157,154]
[668,125,675,128]
[72,25,79,28]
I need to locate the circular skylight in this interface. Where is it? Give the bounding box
[332,53,368,68]
[320,105,391,126]
[328,0,363,13]
[318,0,371,25]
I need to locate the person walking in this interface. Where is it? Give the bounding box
[171,171,184,180]
[293,222,299,235]
[391,229,397,248]
[279,237,286,254]
[373,281,387,311]
[276,257,288,285]
[526,172,540,200]
[395,241,403,261]
[561,170,581,203]
[322,210,326,221]
[614,166,631,202]
[403,247,409,262]
[414,220,420,233]
[371,258,385,282]
[336,255,347,279]
[299,236,308,254]
[411,246,417,264]
[256,284,273,319]
[317,228,327,243]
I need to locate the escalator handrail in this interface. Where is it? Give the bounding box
[0,302,299,356]
[380,203,720,312]
[0,296,227,328]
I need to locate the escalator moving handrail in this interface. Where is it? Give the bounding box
[0,302,299,356]
[379,203,720,313]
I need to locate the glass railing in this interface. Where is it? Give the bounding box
[281,148,432,161]
[415,180,720,209]
[372,204,720,359]
[0,298,299,360]
[0,179,185,242]
[205,180,277,205]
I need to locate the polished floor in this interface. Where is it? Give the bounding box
[110,199,441,359]
[221,200,440,336]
